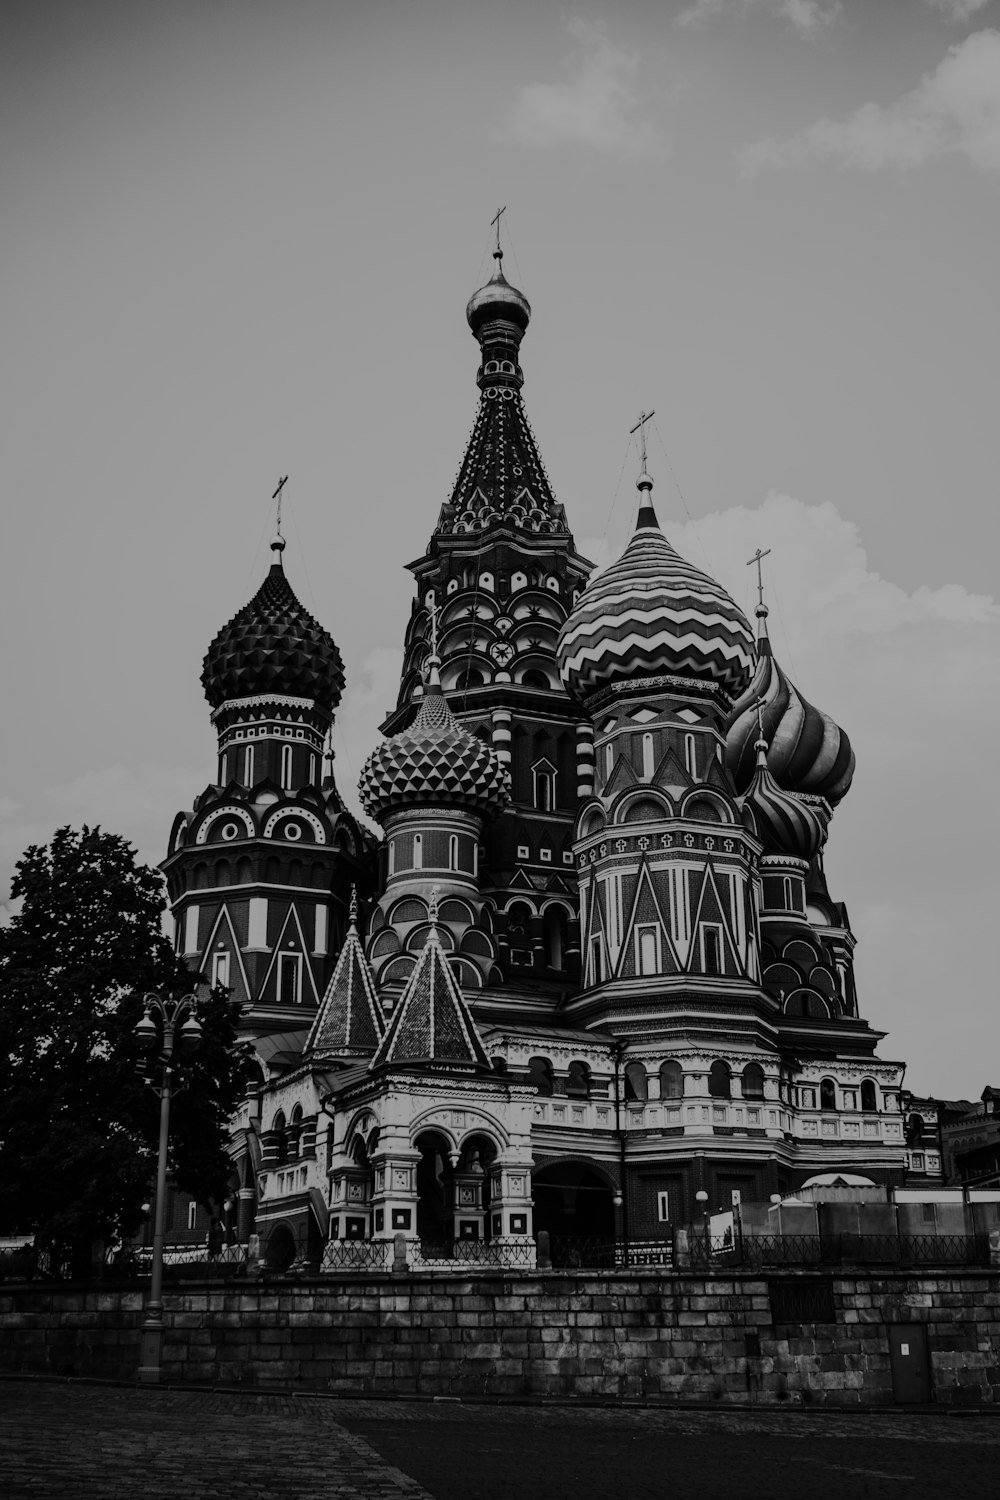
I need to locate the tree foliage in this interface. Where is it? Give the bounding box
[0,826,248,1267]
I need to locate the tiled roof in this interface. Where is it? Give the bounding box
[306,914,384,1057]
[371,923,489,1070]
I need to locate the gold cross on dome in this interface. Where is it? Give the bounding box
[491,205,506,253]
[272,475,289,535]
[629,410,655,471]
[746,547,771,608]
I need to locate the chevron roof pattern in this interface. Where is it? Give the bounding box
[558,506,754,700]
[305,911,385,1057]
[202,550,345,712]
[370,922,490,1070]
[727,607,855,807]
[358,683,510,822]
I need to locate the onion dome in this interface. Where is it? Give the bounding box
[743,737,831,863]
[466,250,531,335]
[201,537,346,712]
[726,601,855,807]
[358,660,510,823]
[558,473,754,702]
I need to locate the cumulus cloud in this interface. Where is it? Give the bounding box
[678,0,839,32]
[498,17,665,157]
[742,28,1000,173]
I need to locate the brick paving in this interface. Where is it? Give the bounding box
[2,1380,999,1500]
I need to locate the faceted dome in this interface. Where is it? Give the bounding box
[743,742,831,863]
[466,254,531,336]
[358,677,510,823]
[202,544,345,712]
[726,606,855,807]
[558,486,754,701]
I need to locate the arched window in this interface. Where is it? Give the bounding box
[742,1063,765,1100]
[820,1078,836,1111]
[413,833,423,870]
[280,744,293,790]
[684,734,697,778]
[543,905,568,970]
[527,1056,554,1097]
[624,1061,648,1102]
[506,901,533,967]
[702,926,722,975]
[448,835,459,871]
[567,1060,590,1098]
[287,1104,303,1159]
[522,669,548,689]
[309,752,317,784]
[861,1079,878,1113]
[659,1060,684,1100]
[244,745,255,785]
[457,669,485,689]
[533,764,555,811]
[273,1111,288,1165]
[708,1061,732,1099]
[387,839,395,876]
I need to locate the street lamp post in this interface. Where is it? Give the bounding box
[695,1189,710,1266]
[135,991,202,1385]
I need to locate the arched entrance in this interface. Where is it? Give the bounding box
[263,1223,296,1271]
[414,1131,452,1243]
[532,1161,615,1243]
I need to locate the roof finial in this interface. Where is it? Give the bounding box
[424,598,444,692]
[630,410,658,529]
[490,205,506,263]
[746,547,771,635]
[349,884,358,928]
[428,884,441,926]
[754,698,769,765]
[271,475,289,558]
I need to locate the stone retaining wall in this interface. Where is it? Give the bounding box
[1,1270,998,1405]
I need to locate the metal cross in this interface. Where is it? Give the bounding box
[491,206,506,252]
[272,475,289,534]
[746,547,771,608]
[630,410,655,471]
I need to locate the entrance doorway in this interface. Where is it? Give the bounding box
[531,1161,615,1240]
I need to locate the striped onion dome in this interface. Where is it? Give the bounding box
[743,739,831,863]
[726,603,855,807]
[358,663,510,824]
[558,475,754,701]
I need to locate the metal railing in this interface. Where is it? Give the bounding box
[685,1231,991,1271]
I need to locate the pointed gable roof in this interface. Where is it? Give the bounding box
[306,901,385,1058]
[370,914,489,1071]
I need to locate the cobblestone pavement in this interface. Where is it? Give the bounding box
[2,1381,999,1500]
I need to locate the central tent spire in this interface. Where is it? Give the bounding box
[435,216,567,536]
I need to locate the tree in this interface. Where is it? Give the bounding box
[0,825,248,1273]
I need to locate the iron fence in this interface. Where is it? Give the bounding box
[686,1231,991,1271]
[414,1238,538,1268]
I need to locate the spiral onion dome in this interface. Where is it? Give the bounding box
[358,681,510,824]
[726,609,855,807]
[743,744,831,863]
[201,543,346,712]
[466,253,531,335]
[557,490,755,701]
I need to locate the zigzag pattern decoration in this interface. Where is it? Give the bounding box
[558,521,754,700]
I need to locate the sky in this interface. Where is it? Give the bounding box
[2,0,998,1099]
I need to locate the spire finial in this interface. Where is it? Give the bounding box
[630,409,658,528]
[746,547,771,631]
[754,698,769,765]
[490,205,506,263]
[429,885,441,925]
[349,884,358,927]
[271,475,289,558]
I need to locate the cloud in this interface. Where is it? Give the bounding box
[331,646,404,827]
[925,0,992,22]
[678,0,839,33]
[742,28,1000,173]
[498,17,665,157]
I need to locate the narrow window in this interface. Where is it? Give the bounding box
[657,1192,670,1224]
[387,839,395,876]
[212,952,230,989]
[279,953,301,1005]
[590,937,603,984]
[281,744,293,790]
[244,744,255,785]
[567,1061,590,1098]
[861,1080,878,1113]
[309,751,317,784]
[624,1061,648,1102]
[637,926,658,976]
[413,833,423,869]
[605,743,614,781]
[703,925,722,975]
[684,734,697,778]
[448,834,459,870]
[820,1078,836,1110]
[708,1060,732,1100]
[187,1201,198,1232]
[642,732,655,781]
[534,770,553,811]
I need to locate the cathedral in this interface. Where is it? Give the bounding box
[161,244,908,1270]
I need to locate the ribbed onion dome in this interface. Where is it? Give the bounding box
[202,538,346,712]
[557,476,755,701]
[465,251,531,335]
[743,739,831,863]
[726,603,855,807]
[358,663,510,823]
